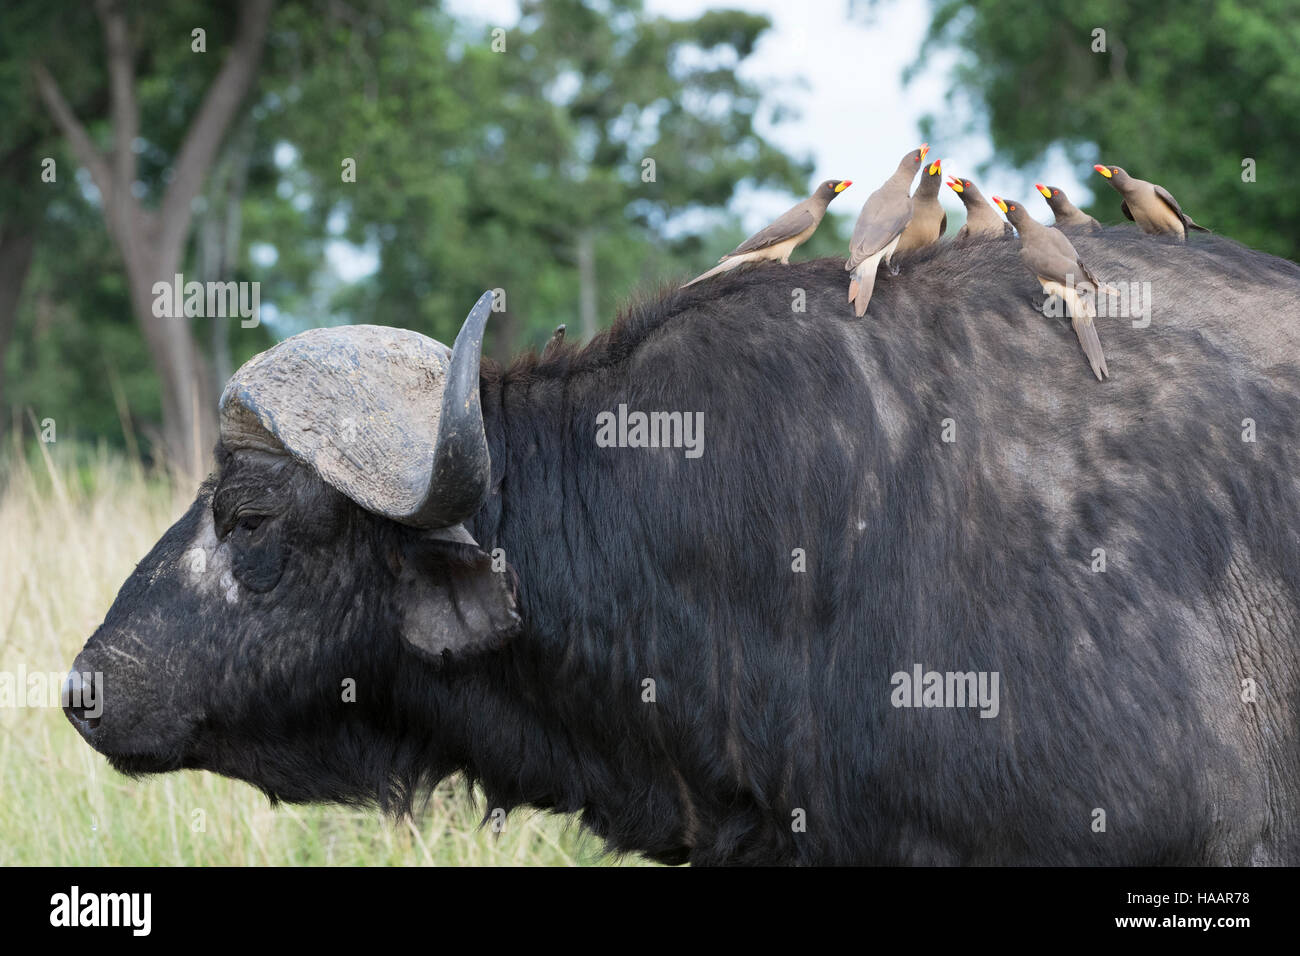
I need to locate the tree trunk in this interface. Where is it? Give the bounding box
[121,229,215,478]
[32,0,274,476]
[201,112,256,397]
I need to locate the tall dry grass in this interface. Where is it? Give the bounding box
[0,441,638,866]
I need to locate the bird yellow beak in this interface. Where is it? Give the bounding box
[993,196,1009,213]
[946,177,963,193]
[918,143,930,161]
[834,180,851,193]
[927,158,942,176]
[1035,183,1052,199]
[1093,164,1113,178]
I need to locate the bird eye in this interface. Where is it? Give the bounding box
[1053,190,1059,196]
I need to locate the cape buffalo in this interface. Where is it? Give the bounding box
[66,231,1300,865]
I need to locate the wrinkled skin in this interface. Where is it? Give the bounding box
[75,451,393,794]
[72,442,521,807]
[70,231,1300,865]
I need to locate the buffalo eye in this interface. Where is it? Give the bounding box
[227,513,287,593]
[214,502,270,540]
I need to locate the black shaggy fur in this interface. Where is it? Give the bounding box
[73,230,1300,865]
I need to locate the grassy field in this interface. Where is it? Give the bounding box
[0,441,639,866]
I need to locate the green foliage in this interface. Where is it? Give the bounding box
[4,185,162,452]
[4,0,813,449]
[1,0,275,459]
[252,0,810,351]
[917,0,1300,260]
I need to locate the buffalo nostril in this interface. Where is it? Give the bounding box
[62,671,100,731]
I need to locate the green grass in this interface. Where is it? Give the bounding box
[0,441,644,866]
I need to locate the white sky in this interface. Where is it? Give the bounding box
[445,0,1095,231]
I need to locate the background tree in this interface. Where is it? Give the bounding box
[3,0,819,464]
[255,0,811,359]
[501,0,810,340]
[30,0,274,474]
[915,0,1300,260]
[0,1,112,425]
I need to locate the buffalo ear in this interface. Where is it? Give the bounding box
[396,526,521,663]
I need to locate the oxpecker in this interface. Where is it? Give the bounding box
[845,145,928,318]
[1094,165,1208,239]
[682,179,851,287]
[995,195,1110,382]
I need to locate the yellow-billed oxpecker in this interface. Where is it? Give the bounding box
[948,175,1013,240]
[1094,165,1208,240]
[1036,183,1102,233]
[897,156,947,254]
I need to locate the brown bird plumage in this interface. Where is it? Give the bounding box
[845,145,928,318]
[947,176,1012,240]
[995,195,1110,381]
[896,157,947,254]
[1035,183,1101,233]
[1093,165,1208,240]
[682,179,851,287]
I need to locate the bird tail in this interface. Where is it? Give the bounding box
[1074,317,1109,381]
[848,254,881,318]
[681,256,744,288]
[1186,219,1211,233]
[1065,289,1108,381]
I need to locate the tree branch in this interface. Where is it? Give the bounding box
[93,0,139,212]
[159,0,275,257]
[30,62,116,220]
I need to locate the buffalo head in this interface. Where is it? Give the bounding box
[64,292,520,805]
